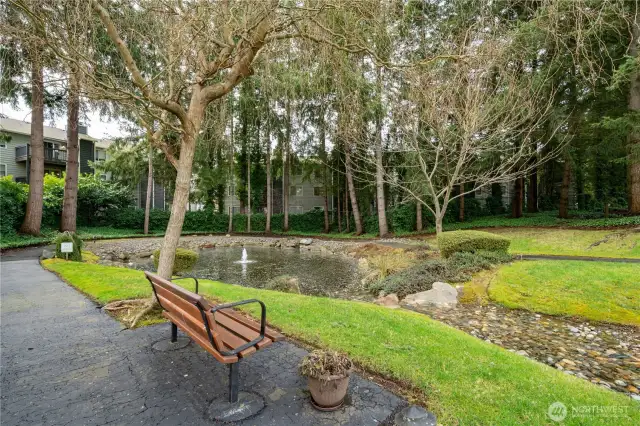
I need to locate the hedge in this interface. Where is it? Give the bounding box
[438,230,511,258]
[153,248,199,274]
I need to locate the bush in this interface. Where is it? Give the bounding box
[54,231,83,261]
[265,275,301,293]
[368,259,452,298]
[369,250,512,298]
[0,176,28,236]
[153,248,199,274]
[438,230,510,258]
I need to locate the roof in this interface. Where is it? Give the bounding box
[0,117,96,142]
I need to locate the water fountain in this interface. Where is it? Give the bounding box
[233,247,255,278]
[234,248,256,264]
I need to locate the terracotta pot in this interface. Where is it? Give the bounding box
[307,374,350,410]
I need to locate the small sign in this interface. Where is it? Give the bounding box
[60,242,74,253]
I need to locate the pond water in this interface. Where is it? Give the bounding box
[135,246,366,299]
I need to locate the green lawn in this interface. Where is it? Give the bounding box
[425,228,640,259]
[42,259,640,425]
[490,260,640,326]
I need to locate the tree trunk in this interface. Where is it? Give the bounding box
[559,157,571,219]
[527,164,538,213]
[337,180,342,232]
[511,178,524,218]
[143,146,153,234]
[319,109,330,233]
[247,147,251,232]
[20,57,45,235]
[344,147,363,235]
[416,202,422,232]
[60,71,80,232]
[227,103,234,234]
[375,68,389,237]
[265,121,272,234]
[283,100,291,231]
[344,177,350,232]
[435,213,444,235]
[628,12,640,214]
[458,184,465,222]
[157,128,199,279]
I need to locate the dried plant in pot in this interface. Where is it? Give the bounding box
[299,350,353,411]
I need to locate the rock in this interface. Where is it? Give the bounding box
[614,380,627,387]
[375,294,400,309]
[401,282,458,309]
[299,238,313,245]
[265,275,301,294]
[568,326,579,333]
[283,239,298,248]
[632,394,640,402]
[41,249,55,260]
[225,234,231,237]
[117,252,129,261]
[515,350,529,357]
[394,405,437,426]
[137,250,154,258]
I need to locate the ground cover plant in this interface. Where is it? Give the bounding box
[41,259,640,425]
[490,260,640,326]
[369,250,512,298]
[425,227,640,259]
[437,230,511,258]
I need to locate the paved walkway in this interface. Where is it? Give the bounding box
[0,259,405,425]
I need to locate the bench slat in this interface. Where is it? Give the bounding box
[219,308,285,342]
[162,311,238,364]
[214,312,271,350]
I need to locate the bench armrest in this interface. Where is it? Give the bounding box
[171,276,199,294]
[211,299,267,356]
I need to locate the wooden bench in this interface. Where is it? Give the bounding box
[145,272,284,403]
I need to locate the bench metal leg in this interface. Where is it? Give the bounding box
[170,322,177,343]
[229,362,240,403]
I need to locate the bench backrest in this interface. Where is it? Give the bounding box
[145,271,222,351]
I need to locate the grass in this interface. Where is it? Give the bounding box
[42,259,640,425]
[489,260,640,326]
[425,228,640,259]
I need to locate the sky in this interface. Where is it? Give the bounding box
[0,100,128,140]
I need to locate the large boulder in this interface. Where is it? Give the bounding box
[299,238,313,245]
[401,282,458,309]
[265,275,301,294]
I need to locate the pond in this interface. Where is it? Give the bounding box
[134,246,367,299]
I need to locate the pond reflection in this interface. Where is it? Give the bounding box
[136,246,365,299]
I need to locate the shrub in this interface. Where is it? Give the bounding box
[367,253,413,279]
[0,176,28,236]
[368,259,452,298]
[265,275,301,293]
[446,250,513,281]
[299,350,352,380]
[153,248,199,274]
[54,231,83,261]
[369,250,512,298]
[438,230,510,258]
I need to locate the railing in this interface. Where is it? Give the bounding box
[15,146,67,163]
[44,148,67,163]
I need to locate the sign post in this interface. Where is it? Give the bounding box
[60,242,73,260]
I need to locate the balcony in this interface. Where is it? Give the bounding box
[15,145,67,165]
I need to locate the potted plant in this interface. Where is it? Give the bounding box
[299,350,353,411]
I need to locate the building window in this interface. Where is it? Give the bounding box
[0,164,6,177]
[228,184,235,196]
[289,185,302,196]
[313,186,325,196]
[95,150,106,161]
